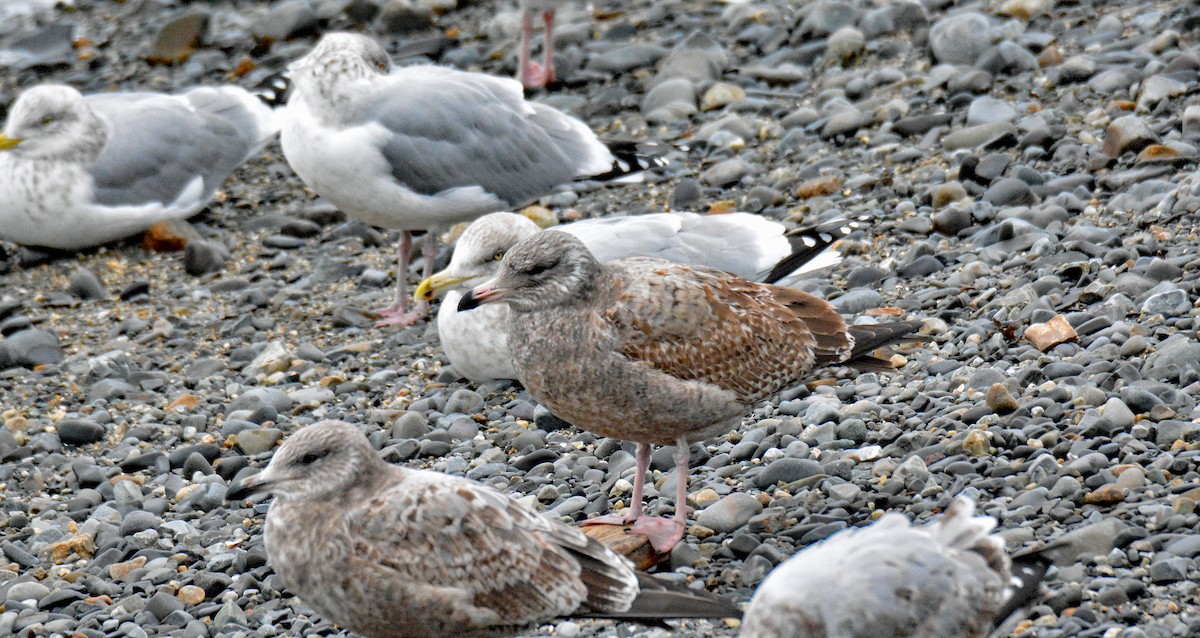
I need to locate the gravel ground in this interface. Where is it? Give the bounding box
[2,0,1200,636]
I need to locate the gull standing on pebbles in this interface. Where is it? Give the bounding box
[516,0,573,88]
[741,496,1052,638]
[458,231,923,552]
[281,32,649,327]
[0,84,277,250]
[227,420,740,638]
[416,211,854,382]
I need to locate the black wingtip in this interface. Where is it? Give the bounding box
[763,217,866,284]
[583,140,672,182]
[252,70,292,108]
[994,551,1052,623]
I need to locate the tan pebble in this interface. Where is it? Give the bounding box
[688,524,715,539]
[693,488,720,508]
[963,430,991,456]
[701,82,746,111]
[1025,314,1077,351]
[1084,484,1127,505]
[109,556,148,582]
[177,585,205,605]
[985,383,1019,413]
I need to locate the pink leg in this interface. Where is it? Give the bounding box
[517,10,536,88]
[585,442,652,526]
[374,231,430,327]
[541,10,556,85]
[630,438,688,553]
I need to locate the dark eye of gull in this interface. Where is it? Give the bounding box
[298,449,330,465]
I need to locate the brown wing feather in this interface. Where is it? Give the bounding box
[349,470,638,627]
[603,260,849,403]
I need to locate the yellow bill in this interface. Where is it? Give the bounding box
[413,272,474,302]
[0,134,23,150]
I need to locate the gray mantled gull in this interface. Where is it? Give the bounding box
[226,420,740,638]
[458,231,922,552]
[281,32,646,327]
[416,211,853,383]
[0,83,277,250]
[741,496,1052,638]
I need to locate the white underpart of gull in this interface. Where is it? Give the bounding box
[0,84,277,250]
[416,211,846,382]
[458,231,922,553]
[741,496,1041,638]
[280,31,623,327]
[226,420,740,638]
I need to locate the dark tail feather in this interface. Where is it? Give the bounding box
[987,550,1052,638]
[844,319,925,369]
[763,217,866,284]
[581,573,741,622]
[252,70,291,108]
[995,551,1051,621]
[583,140,672,183]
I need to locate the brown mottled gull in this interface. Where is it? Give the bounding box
[741,496,1051,638]
[226,420,740,638]
[458,231,921,552]
[282,32,649,327]
[415,211,851,382]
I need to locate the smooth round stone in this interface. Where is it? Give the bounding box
[967,97,1019,125]
[983,178,1037,206]
[5,581,50,603]
[56,419,106,445]
[1,329,64,367]
[67,267,106,300]
[929,12,992,65]
[696,493,763,533]
[755,458,823,489]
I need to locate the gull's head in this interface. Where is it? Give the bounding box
[226,420,384,504]
[289,32,392,86]
[1,85,103,160]
[414,213,541,302]
[458,230,601,314]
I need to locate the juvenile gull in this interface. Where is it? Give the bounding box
[0,84,277,250]
[282,32,647,326]
[227,420,740,638]
[741,496,1051,638]
[459,231,921,552]
[416,211,852,382]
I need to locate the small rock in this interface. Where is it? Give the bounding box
[1025,315,1077,351]
[1084,484,1128,505]
[695,493,763,534]
[701,159,752,186]
[236,428,283,455]
[67,267,106,300]
[700,82,745,111]
[1103,115,1157,158]
[56,419,106,445]
[985,383,1018,413]
[177,585,205,605]
[184,241,230,276]
[147,12,209,64]
[2,329,64,367]
[929,12,992,65]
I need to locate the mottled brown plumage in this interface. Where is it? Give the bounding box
[227,420,737,638]
[459,231,921,551]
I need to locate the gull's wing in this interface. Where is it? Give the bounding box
[350,66,613,207]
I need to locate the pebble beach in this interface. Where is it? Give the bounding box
[1,0,1199,636]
